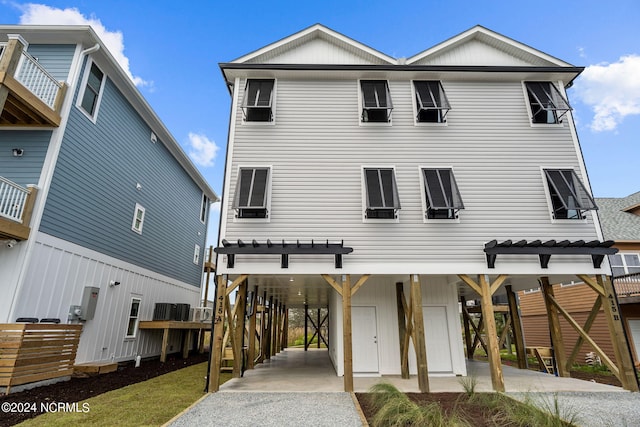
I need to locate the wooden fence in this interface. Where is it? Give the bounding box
[0,323,82,394]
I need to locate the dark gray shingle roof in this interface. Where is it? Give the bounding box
[595,191,640,241]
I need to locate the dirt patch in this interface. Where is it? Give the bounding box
[0,352,209,426]
[569,370,622,387]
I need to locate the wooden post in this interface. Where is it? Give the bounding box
[597,275,640,391]
[410,274,430,392]
[460,296,474,360]
[232,279,247,378]
[342,275,354,392]
[506,285,527,369]
[479,275,505,392]
[265,296,273,360]
[304,303,309,351]
[540,276,569,377]
[259,291,268,363]
[247,287,258,369]
[282,305,288,350]
[395,282,409,378]
[208,275,228,392]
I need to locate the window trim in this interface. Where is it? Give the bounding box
[412,80,451,126]
[232,165,272,223]
[131,203,146,234]
[125,297,141,339]
[540,167,596,222]
[361,165,400,222]
[418,166,464,222]
[358,80,393,125]
[241,78,276,125]
[200,193,209,224]
[609,253,640,277]
[523,81,571,126]
[76,58,106,123]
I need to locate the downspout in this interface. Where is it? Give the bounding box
[7,42,100,323]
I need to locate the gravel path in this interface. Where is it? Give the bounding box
[168,392,363,427]
[508,392,640,427]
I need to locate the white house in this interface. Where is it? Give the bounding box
[209,24,637,392]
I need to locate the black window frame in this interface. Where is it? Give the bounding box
[233,167,270,219]
[79,62,105,117]
[360,80,393,123]
[414,81,451,123]
[363,167,400,219]
[421,168,464,219]
[544,169,597,220]
[241,79,275,122]
[525,81,572,124]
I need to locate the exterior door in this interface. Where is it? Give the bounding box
[628,319,640,363]
[423,305,453,373]
[352,306,379,373]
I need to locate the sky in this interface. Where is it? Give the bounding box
[1,0,639,249]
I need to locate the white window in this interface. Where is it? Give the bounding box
[413,81,451,123]
[363,167,400,220]
[194,244,201,265]
[543,169,597,220]
[200,193,209,223]
[609,254,640,277]
[233,167,271,220]
[131,203,146,234]
[360,80,393,123]
[77,60,105,121]
[241,79,275,122]
[525,81,571,124]
[421,168,464,219]
[126,297,141,338]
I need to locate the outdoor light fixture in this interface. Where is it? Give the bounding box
[289,277,294,282]
[12,148,24,157]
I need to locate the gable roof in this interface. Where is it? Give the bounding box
[406,25,573,67]
[595,192,640,241]
[230,23,396,65]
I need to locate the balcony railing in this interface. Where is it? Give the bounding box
[613,272,640,297]
[14,49,65,110]
[0,176,38,241]
[0,177,29,223]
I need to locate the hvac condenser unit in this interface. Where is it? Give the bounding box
[190,307,213,322]
[175,303,191,321]
[153,303,176,321]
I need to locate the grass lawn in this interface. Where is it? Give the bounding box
[18,362,232,427]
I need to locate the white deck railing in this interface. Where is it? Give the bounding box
[0,177,29,223]
[614,273,640,297]
[0,42,64,109]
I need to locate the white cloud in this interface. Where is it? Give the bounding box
[187,132,219,167]
[18,3,152,89]
[572,55,640,132]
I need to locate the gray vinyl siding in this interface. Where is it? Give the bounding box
[0,130,52,186]
[24,44,76,82]
[223,77,598,268]
[39,65,206,286]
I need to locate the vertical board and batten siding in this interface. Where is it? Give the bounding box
[519,284,615,363]
[221,77,599,275]
[327,276,465,376]
[24,44,76,82]
[0,130,51,186]
[14,234,198,363]
[39,60,207,285]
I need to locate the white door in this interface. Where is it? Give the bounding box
[628,319,640,363]
[423,306,453,373]
[352,306,379,373]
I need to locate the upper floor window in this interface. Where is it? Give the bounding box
[241,79,274,122]
[360,80,392,123]
[421,168,464,219]
[233,167,270,219]
[131,203,146,234]
[125,297,141,338]
[363,167,400,219]
[609,253,640,277]
[200,193,209,223]
[525,82,571,124]
[414,81,451,123]
[78,61,105,120]
[194,244,201,265]
[543,169,597,220]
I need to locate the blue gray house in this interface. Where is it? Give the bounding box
[0,26,218,364]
